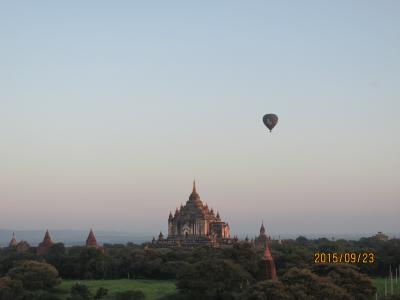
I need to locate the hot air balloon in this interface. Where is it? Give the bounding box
[263,114,278,132]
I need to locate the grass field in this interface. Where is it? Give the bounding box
[373,278,400,298]
[53,278,397,299]
[56,279,177,300]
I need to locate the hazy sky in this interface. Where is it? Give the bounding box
[1,1,399,237]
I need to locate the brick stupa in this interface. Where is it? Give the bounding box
[86,229,99,248]
[37,230,54,255]
[9,232,17,247]
[261,239,277,280]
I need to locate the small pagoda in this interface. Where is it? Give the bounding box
[37,230,54,255]
[86,229,100,249]
[9,232,17,247]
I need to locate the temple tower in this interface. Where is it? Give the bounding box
[86,229,99,248]
[257,221,268,248]
[261,239,277,280]
[37,230,54,255]
[162,180,231,247]
[9,232,17,247]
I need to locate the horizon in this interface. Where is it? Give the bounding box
[1,1,399,235]
[1,228,398,248]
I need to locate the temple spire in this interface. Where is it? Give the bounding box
[192,179,196,193]
[37,229,54,255]
[86,228,98,248]
[263,239,273,260]
[189,179,200,200]
[261,239,277,280]
[9,232,17,247]
[260,220,266,235]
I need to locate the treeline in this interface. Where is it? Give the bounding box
[1,243,264,280]
[273,236,400,277]
[0,237,399,299]
[0,237,399,280]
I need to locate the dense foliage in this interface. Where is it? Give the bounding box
[0,237,398,299]
[1,237,398,280]
[0,260,61,300]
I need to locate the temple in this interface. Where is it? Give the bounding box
[8,232,30,253]
[9,232,17,247]
[37,230,54,255]
[86,228,101,249]
[256,222,277,280]
[260,239,277,280]
[4,229,103,253]
[154,181,231,247]
[255,221,269,248]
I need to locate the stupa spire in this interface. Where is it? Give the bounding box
[9,232,17,247]
[86,228,98,248]
[260,220,266,235]
[263,239,273,260]
[261,238,277,280]
[192,179,196,193]
[189,179,200,201]
[37,229,54,255]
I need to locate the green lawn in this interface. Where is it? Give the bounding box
[56,279,177,300]
[373,278,400,298]
[53,278,398,299]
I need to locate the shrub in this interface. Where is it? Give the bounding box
[115,290,146,300]
[0,276,26,300]
[69,283,92,300]
[94,287,108,299]
[7,261,60,291]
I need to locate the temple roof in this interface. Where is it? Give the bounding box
[263,240,273,261]
[170,181,224,223]
[86,229,98,247]
[9,232,17,247]
[40,230,54,247]
[37,230,54,255]
[189,180,200,201]
[260,221,266,235]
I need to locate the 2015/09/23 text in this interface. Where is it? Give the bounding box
[314,252,375,264]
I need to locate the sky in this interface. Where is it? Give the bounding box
[1,1,399,238]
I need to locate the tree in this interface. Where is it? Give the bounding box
[177,258,253,299]
[224,243,261,278]
[0,249,36,277]
[115,290,145,300]
[44,243,66,272]
[312,264,376,300]
[28,290,62,300]
[159,261,190,279]
[281,268,352,300]
[69,283,92,300]
[242,280,293,300]
[0,276,26,300]
[382,296,400,300]
[295,236,308,245]
[94,287,108,299]
[7,260,60,291]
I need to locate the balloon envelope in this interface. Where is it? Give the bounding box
[263,114,278,132]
